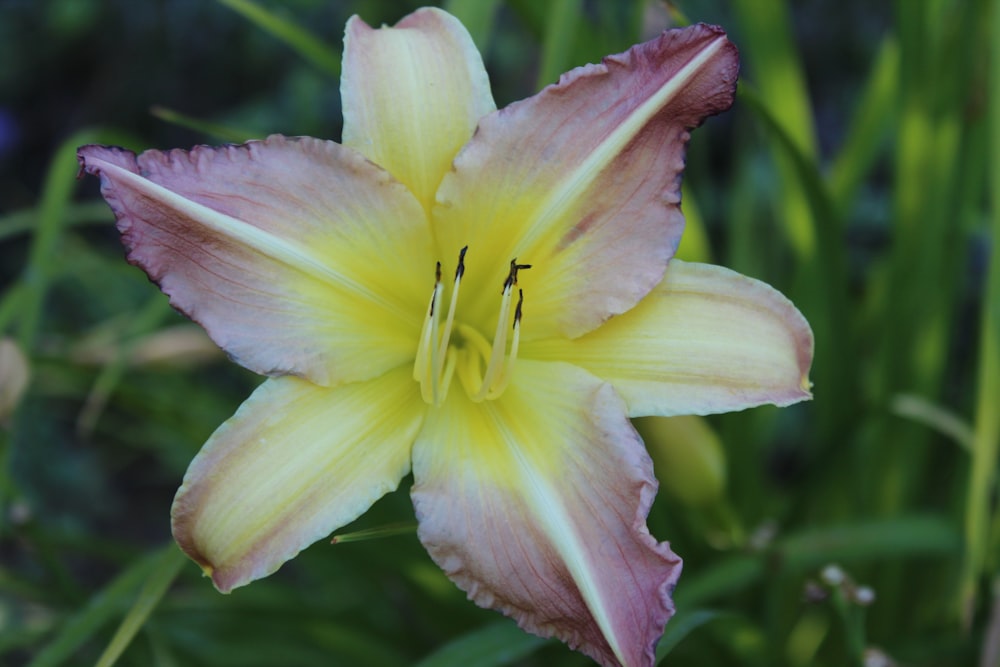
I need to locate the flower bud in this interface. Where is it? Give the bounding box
[635,414,727,507]
[0,338,30,425]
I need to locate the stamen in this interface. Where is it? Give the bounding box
[475,264,530,402]
[503,258,532,292]
[436,247,467,372]
[415,250,466,405]
[414,249,528,405]
[485,289,523,399]
[413,262,443,403]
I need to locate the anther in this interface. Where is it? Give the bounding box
[428,262,442,316]
[503,258,532,292]
[415,249,529,405]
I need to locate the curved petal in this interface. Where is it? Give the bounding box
[172,366,425,592]
[78,137,434,386]
[341,7,495,213]
[523,260,813,417]
[412,360,679,667]
[433,24,738,339]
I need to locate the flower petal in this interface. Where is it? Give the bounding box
[171,366,424,593]
[78,137,434,386]
[341,7,495,213]
[433,24,738,339]
[523,260,814,417]
[412,360,679,667]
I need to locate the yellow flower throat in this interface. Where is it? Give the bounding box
[413,247,529,406]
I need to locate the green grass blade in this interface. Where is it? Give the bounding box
[330,522,417,544]
[674,555,764,608]
[217,0,340,77]
[27,545,176,667]
[731,0,818,261]
[442,0,502,53]
[777,515,960,571]
[889,394,974,451]
[534,0,581,90]
[731,0,816,157]
[738,85,853,432]
[414,620,549,667]
[93,547,186,667]
[0,201,110,243]
[675,515,959,607]
[15,129,104,349]
[0,284,26,339]
[76,295,176,435]
[960,0,1000,626]
[655,609,725,661]
[828,34,900,214]
[150,106,259,144]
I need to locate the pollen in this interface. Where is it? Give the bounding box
[413,248,528,405]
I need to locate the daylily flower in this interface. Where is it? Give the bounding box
[78,8,812,667]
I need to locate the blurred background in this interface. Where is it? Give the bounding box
[0,0,996,665]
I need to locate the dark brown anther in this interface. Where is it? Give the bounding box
[514,288,524,328]
[456,246,468,280]
[429,261,442,317]
[503,258,532,292]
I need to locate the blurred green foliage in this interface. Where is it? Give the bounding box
[0,0,997,665]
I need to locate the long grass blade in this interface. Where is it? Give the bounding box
[15,129,104,349]
[534,0,581,90]
[149,106,259,144]
[414,620,549,667]
[655,609,725,661]
[93,547,186,667]
[217,0,340,77]
[962,0,1000,628]
[27,545,176,667]
[442,0,502,53]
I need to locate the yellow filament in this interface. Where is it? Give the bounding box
[413,253,526,405]
[485,314,521,399]
[435,274,462,381]
[474,284,514,402]
[413,281,441,404]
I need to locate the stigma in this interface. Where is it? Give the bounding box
[413,247,529,406]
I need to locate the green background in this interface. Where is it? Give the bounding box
[1,0,997,665]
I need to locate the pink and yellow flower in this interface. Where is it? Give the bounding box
[78,8,812,666]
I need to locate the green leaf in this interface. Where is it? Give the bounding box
[676,516,960,607]
[150,106,259,144]
[27,544,177,667]
[732,0,818,261]
[655,609,725,661]
[330,522,417,544]
[442,0,502,53]
[828,35,900,214]
[778,515,960,572]
[76,294,177,435]
[889,393,974,451]
[414,620,549,667]
[93,547,186,667]
[0,201,111,243]
[217,0,340,77]
[960,0,1000,625]
[535,0,581,90]
[15,129,106,348]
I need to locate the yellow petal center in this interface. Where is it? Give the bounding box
[413,247,528,405]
